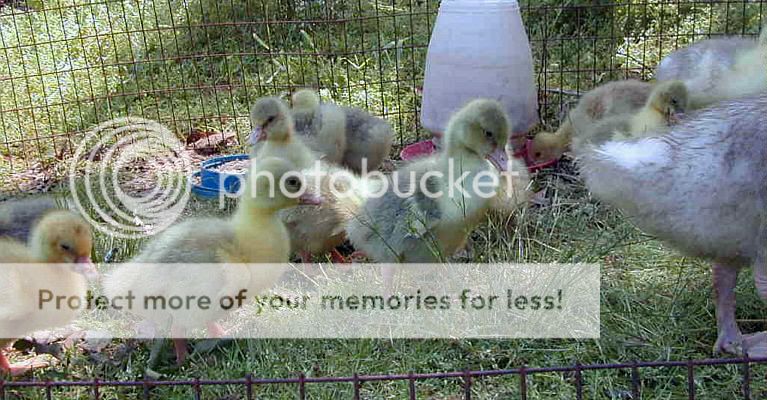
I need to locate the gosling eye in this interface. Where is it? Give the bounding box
[483,130,493,139]
[286,177,301,189]
[265,116,276,125]
[60,244,72,252]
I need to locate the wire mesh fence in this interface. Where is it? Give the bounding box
[2,357,767,399]
[0,0,765,193]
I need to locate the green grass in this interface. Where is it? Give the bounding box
[5,163,767,399]
[2,0,767,398]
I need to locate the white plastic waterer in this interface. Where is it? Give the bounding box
[421,0,538,152]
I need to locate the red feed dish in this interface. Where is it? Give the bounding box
[399,139,437,161]
[400,138,560,172]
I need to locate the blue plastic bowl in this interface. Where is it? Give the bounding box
[190,172,221,199]
[191,154,249,199]
[200,154,249,193]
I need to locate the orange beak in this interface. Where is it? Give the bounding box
[73,256,99,281]
[249,126,266,145]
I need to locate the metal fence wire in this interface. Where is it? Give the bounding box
[2,357,767,399]
[0,0,765,193]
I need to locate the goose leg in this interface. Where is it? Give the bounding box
[330,248,347,263]
[146,339,166,369]
[0,351,10,372]
[741,244,767,357]
[300,251,319,275]
[207,322,225,338]
[329,248,355,272]
[753,243,767,301]
[300,251,313,264]
[712,262,744,355]
[172,339,188,366]
[171,325,188,366]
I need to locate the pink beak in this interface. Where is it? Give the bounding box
[668,112,685,124]
[298,193,323,206]
[249,126,266,145]
[73,256,99,281]
[486,146,509,172]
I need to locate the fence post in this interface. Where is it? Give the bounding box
[741,358,751,400]
[298,372,306,400]
[519,365,527,400]
[142,377,152,400]
[193,378,201,400]
[630,361,640,400]
[353,373,361,400]
[245,374,254,400]
[408,372,416,400]
[463,369,472,400]
[93,378,100,400]
[686,359,695,400]
[574,362,583,400]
